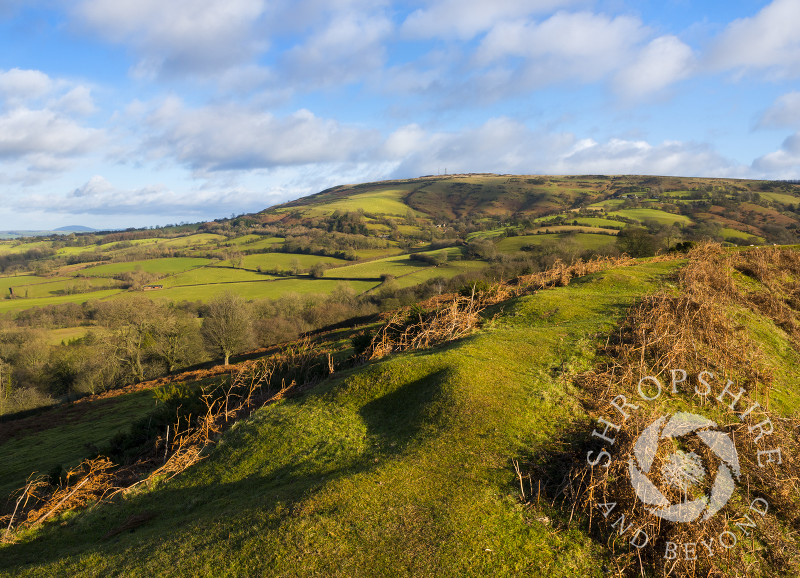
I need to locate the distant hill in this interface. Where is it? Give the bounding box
[54,225,96,232]
[0,226,97,239]
[261,173,800,245]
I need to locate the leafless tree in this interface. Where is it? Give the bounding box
[201,292,253,365]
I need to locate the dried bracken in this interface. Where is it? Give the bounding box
[1,340,331,542]
[363,289,487,360]
[363,252,679,361]
[560,244,800,577]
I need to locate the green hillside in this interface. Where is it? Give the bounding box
[0,245,798,577]
[0,175,799,575]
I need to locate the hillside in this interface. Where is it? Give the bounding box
[0,176,799,576]
[0,244,798,577]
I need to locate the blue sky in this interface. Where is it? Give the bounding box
[1,0,799,230]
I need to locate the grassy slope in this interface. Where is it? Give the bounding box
[78,258,212,277]
[0,259,681,577]
[496,233,616,253]
[0,391,157,499]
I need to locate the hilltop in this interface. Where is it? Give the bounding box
[264,173,800,245]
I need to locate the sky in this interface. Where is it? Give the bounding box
[1,0,800,230]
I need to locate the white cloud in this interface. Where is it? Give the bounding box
[19,175,275,216]
[614,35,694,100]
[709,0,800,79]
[0,108,96,157]
[385,118,742,179]
[53,86,96,116]
[216,65,275,96]
[453,11,668,100]
[476,11,645,81]
[74,0,269,77]
[402,0,584,40]
[553,138,739,177]
[752,132,800,176]
[283,11,392,86]
[136,99,381,173]
[757,92,800,129]
[0,68,53,104]
[0,69,101,183]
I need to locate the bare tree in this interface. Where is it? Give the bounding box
[151,310,203,374]
[99,295,160,383]
[201,292,253,365]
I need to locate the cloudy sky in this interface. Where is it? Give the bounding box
[1,0,800,230]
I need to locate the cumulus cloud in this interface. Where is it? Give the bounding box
[553,138,739,177]
[0,69,102,182]
[74,0,269,77]
[0,108,99,160]
[0,68,53,104]
[136,99,381,173]
[614,35,694,100]
[283,11,392,86]
[476,11,645,81]
[385,118,742,179]
[19,175,276,216]
[709,0,800,78]
[402,0,585,40]
[757,92,800,129]
[752,132,800,176]
[53,86,97,116]
[385,118,571,176]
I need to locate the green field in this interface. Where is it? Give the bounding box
[538,216,623,228]
[160,266,274,287]
[496,233,617,253]
[390,260,488,289]
[351,247,405,260]
[759,191,800,205]
[466,228,514,241]
[659,190,697,198]
[0,240,53,255]
[587,199,625,209]
[45,326,93,345]
[226,235,284,251]
[324,255,429,279]
[532,225,619,235]
[0,391,157,499]
[608,208,691,226]
[158,234,226,248]
[363,222,392,233]
[78,258,213,278]
[231,253,346,272]
[146,278,381,303]
[55,245,106,256]
[5,277,120,299]
[299,189,413,216]
[720,227,765,243]
[0,275,53,293]
[0,289,123,314]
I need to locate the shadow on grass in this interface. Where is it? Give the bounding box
[0,369,458,573]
